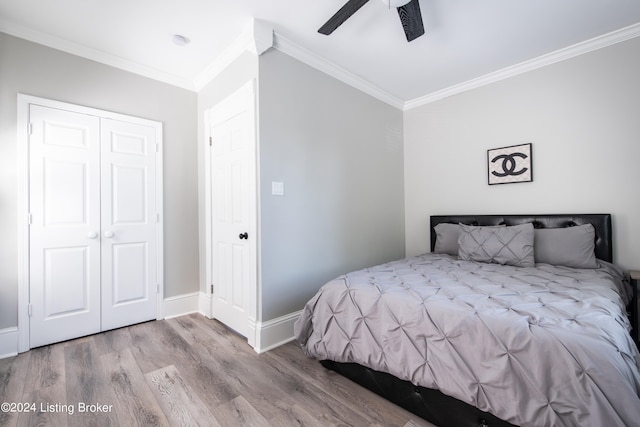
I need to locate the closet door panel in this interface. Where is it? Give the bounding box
[29,105,101,348]
[100,118,158,330]
[26,99,161,348]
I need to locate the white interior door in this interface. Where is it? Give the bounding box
[27,100,162,348]
[29,105,102,347]
[208,82,257,339]
[100,118,159,331]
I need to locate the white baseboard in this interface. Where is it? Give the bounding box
[198,291,212,318]
[0,327,19,359]
[1,292,207,359]
[195,290,300,353]
[163,292,200,319]
[2,296,301,358]
[253,310,301,354]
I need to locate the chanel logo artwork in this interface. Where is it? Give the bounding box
[487,143,533,185]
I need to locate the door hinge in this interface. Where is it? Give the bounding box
[209,136,212,146]
[157,284,160,294]
[210,284,214,294]
[27,213,32,225]
[28,123,33,135]
[28,303,32,317]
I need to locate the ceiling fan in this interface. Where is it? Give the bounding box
[318,0,425,42]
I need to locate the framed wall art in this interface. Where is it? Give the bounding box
[487,143,533,185]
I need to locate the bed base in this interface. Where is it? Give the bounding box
[321,360,517,427]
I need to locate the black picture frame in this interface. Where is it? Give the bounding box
[487,143,533,185]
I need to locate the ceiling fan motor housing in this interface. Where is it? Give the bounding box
[383,0,412,7]
[319,0,424,42]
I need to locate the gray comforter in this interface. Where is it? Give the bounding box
[294,254,640,427]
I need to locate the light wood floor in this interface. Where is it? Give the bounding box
[0,313,435,427]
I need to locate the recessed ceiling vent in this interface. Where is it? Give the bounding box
[172,34,190,46]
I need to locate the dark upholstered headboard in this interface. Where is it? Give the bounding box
[430,214,613,263]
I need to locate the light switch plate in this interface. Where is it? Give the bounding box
[271,181,284,196]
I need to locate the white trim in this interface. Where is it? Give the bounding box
[0,327,19,359]
[252,311,301,354]
[246,19,274,57]
[203,104,213,322]
[193,19,273,91]
[0,18,272,94]
[272,33,405,110]
[199,291,212,318]
[17,95,30,353]
[17,94,167,127]
[0,19,196,91]
[198,293,297,354]
[273,23,640,110]
[404,22,640,110]
[247,318,257,349]
[254,76,264,350]
[4,15,638,111]
[163,292,200,319]
[0,309,300,359]
[155,122,165,320]
[17,94,165,353]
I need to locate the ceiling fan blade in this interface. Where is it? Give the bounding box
[319,0,371,35]
[397,0,424,42]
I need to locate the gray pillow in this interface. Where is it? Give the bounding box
[433,223,461,255]
[434,223,505,256]
[458,223,535,267]
[534,224,598,268]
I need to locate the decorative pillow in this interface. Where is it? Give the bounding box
[434,223,505,256]
[534,224,598,268]
[458,223,535,267]
[433,223,461,255]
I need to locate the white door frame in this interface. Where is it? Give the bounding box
[203,80,259,348]
[16,94,164,353]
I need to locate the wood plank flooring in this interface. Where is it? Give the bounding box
[0,314,435,427]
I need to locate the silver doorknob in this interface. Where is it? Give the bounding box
[87,231,98,239]
[104,231,114,238]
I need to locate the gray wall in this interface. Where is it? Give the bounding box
[404,36,640,270]
[0,33,199,329]
[258,49,405,320]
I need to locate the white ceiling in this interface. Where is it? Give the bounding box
[2,0,640,108]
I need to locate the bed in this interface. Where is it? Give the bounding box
[294,214,640,427]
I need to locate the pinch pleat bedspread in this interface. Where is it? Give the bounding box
[294,254,640,427]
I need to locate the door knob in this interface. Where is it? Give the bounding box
[239,232,248,240]
[104,231,114,238]
[87,231,98,239]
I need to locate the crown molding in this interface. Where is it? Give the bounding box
[404,22,640,110]
[0,19,197,91]
[193,19,273,91]
[248,19,274,56]
[3,16,638,110]
[272,33,405,110]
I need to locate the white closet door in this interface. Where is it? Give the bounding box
[27,101,161,348]
[29,105,102,347]
[100,118,158,331]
